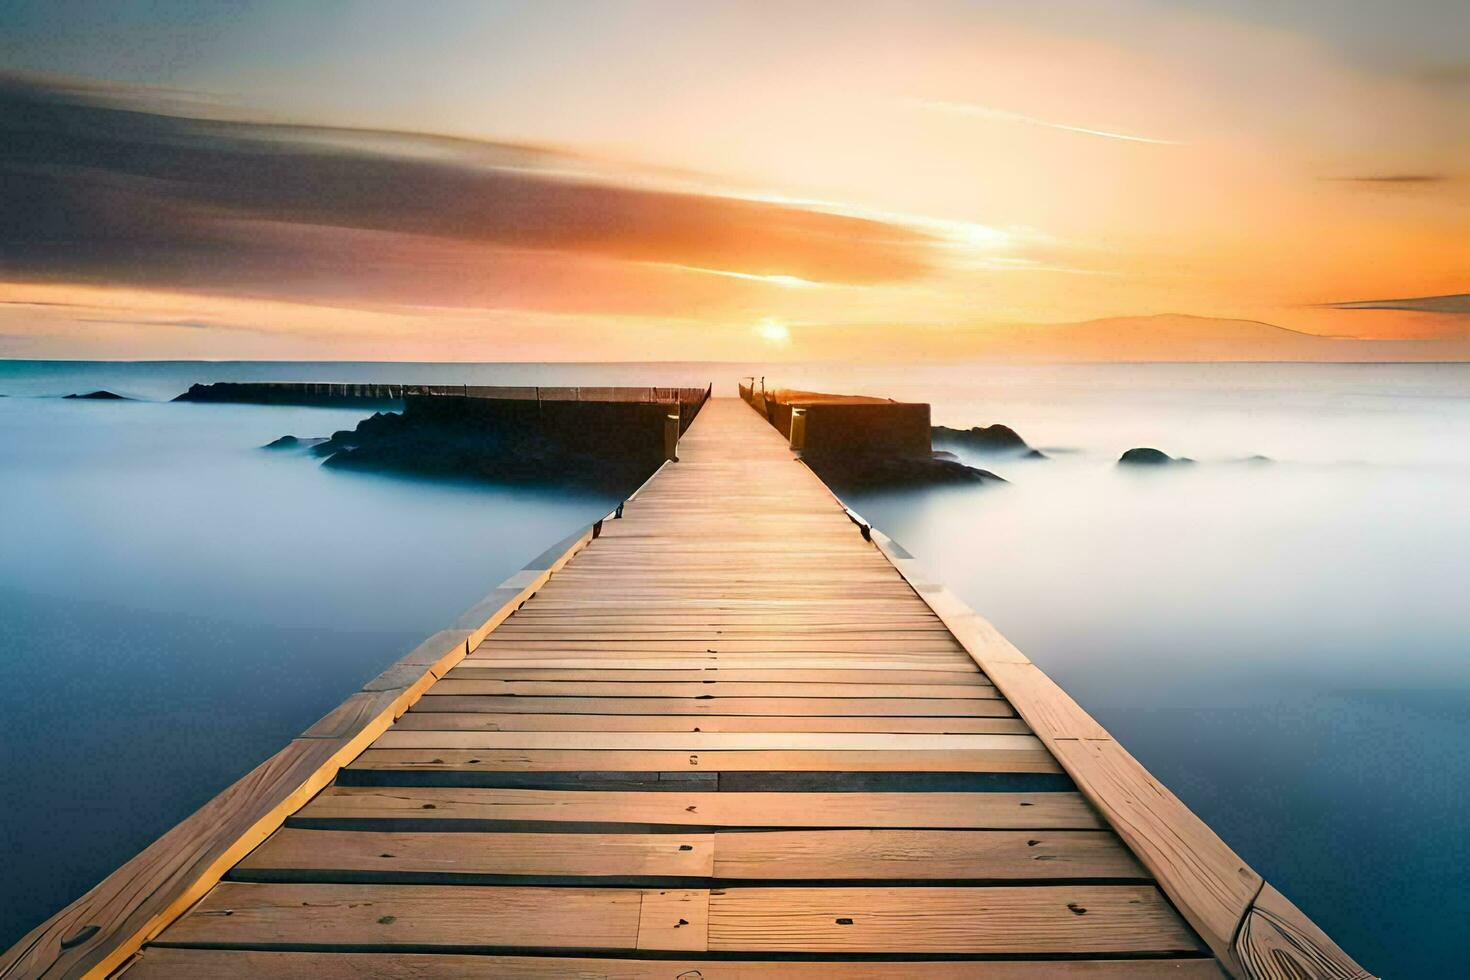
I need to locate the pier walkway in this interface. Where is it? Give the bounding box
[3,398,1369,978]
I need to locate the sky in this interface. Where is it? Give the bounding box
[0,0,1467,361]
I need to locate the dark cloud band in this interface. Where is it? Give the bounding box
[0,73,932,303]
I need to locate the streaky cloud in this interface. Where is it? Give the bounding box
[0,72,934,307]
[1326,293,1470,314]
[1319,174,1448,184]
[913,98,1183,145]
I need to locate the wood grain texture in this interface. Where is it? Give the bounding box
[368,731,1044,752]
[294,787,1107,829]
[1046,738,1260,968]
[636,889,709,951]
[427,679,999,698]
[712,829,1146,881]
[157,882,647,950]
[406,696,1017,717]
[1235,884,1375,979]
[126,948,1231,978]
[347,746,1062,774]
[705,885,1202,954]
[237,828,715,879]
[388,712,1031,734]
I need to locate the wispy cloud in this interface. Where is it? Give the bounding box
[911,98,1183,145]
[1326,293,1470,314]
[1319,174,1448,184]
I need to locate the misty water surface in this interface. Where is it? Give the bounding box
[1,361,1466,975]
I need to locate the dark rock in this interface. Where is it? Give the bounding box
[803,451,1007,489]
[1118,447,1194,466]
[933,423,1045,459]
[63,390,130,400]
[262,435,328,450]
[298,408,660,493]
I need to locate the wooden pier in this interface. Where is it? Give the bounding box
[2,397,1371,978]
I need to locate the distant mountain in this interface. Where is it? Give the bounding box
[971,313,1470,361]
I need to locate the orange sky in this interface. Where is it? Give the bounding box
[0,1,1466,360]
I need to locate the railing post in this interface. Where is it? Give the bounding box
[664,411,681,461]
[789,406,807,451]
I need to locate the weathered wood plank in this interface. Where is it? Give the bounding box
[406,696,1016,717]
[388,713,1031,734]
[347,747,1063,774]
[706,885,1202,954]
[713,829,1147,881]
[1235,884,1374,980]
[460,657,978,671]
[156,882,652,950]
[369,731,1045,753]
[236,829,715,879]
[442,668,986,684]
[294,788,1107,829]
[637,888,709,951]
[428,679,1000,699]
[126,948,1231,978]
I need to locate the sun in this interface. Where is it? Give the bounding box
[756,318,790,345]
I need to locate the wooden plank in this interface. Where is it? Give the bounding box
[706,885,1202,954]
[388,713,1032,734]
[160,883,1196,956]
[1235,883,1374,980]
[156,882,648,950]
[1044,729,1262,968]
[369,732,1045,753]
[0,738,342,979]
[474,639,967,653]
[406,696,1016,717]
[127,948,1231,978]
[980,662,1110,741]
[713,830,1147,881]
[347,747,1062,774]
[637,889,709,951]
[461,658,979,671]
[440,667,989,684]
[427,680,999,699]
[236,829,715,879]
[295,788,1107,829]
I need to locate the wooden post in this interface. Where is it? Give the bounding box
[789,406,807,451]
[664,411,681,461]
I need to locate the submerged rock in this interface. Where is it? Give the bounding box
[63,390,130,400]
[933,423,1046,458]
[262,435,328,450]
[1118,447,1194,466]
[802,451,1007,489]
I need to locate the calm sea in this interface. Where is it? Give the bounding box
[1,360,1466,973]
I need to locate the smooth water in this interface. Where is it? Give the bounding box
[1,360,1465,975]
